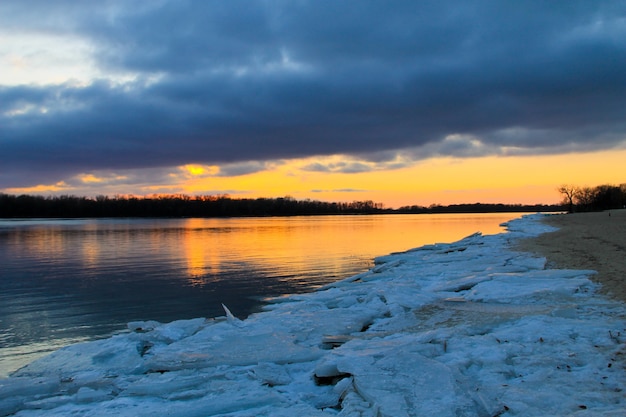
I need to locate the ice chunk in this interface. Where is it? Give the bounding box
[250,362,292,386]
[143,328,323,372]
[466,270,597,303]
[331,337,482,416]
[221,303,244,327]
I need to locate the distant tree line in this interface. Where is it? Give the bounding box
[0,193,565,218]
[558,183,626,213]
[395,202,564,214]
[0,194,386,218]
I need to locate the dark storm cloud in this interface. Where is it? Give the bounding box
[1,0,625,188]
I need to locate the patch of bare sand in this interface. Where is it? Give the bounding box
[515,209,626,303]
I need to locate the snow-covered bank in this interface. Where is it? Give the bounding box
[1,214,625,416]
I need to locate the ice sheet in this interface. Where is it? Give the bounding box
[1,214,624,416]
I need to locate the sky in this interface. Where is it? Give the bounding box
[1,1,625,208]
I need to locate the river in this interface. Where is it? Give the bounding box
[0,213,523,376]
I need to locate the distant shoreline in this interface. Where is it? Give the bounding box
[515,209,626,302]
[0,193,564,218]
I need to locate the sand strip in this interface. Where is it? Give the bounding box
[515,209,626,303]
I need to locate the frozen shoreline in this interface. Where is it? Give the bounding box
[1,214,625,416]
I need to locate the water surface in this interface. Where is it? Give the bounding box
[0,213,522,376]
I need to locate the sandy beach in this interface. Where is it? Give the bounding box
[515,209,626,302]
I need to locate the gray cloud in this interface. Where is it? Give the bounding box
[216,161,272,177]
[302,161,374,174]
[1,0,625,189]
[301,154,417,174]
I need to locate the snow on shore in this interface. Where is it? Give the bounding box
[1,214,625,416]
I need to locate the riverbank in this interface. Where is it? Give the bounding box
[515,209,626,302]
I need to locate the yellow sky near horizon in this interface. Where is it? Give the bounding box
[173,149,625,208]
[5,148,624,209]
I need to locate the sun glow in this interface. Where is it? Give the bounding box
[179,164,221,178]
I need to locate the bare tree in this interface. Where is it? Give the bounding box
[557,185,579,213]
[574,187,596,211]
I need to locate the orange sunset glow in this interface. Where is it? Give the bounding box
[4,149,624,209]
[152,150,626,208]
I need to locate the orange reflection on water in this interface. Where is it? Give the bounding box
[80,238,100,270]
[175,213,522,287]
[181,218,224,285]
[79,222,103,270]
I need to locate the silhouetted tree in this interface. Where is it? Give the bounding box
[591,185,623,211]
[556,183,626,212]
[557,185,579,213]
[574,187,596,212]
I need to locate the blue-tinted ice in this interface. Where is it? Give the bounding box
[1,214,624,416]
